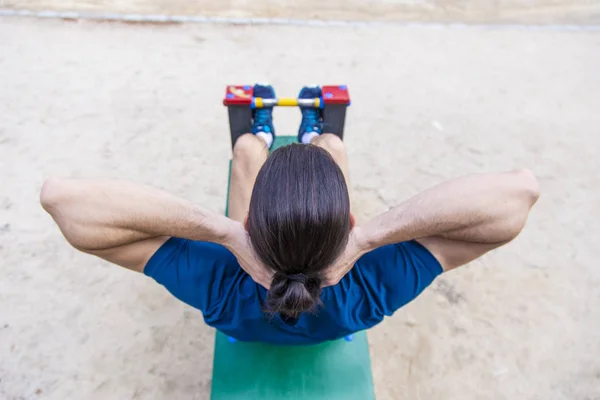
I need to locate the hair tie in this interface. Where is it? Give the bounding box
[287,273,308,284]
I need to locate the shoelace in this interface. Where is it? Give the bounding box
[254,108,272,129]
[301,108,321,133]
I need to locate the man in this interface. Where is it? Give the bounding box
[41,84,539,345]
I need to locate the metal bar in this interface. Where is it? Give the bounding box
[255,98,320,108]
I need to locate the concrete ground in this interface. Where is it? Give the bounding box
[0,6,599,400]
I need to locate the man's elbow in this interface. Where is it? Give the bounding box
[502,169,540,242]
[40,177,71,215]
[515,168,540,206]
[41,178,88,250]
[41,178,59,212]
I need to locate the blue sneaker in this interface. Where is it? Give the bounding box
[298,85,323,143]
[252,84,276,147]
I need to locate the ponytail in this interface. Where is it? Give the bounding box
[266,272,323,319]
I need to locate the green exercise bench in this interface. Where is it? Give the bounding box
[210,85,374,400]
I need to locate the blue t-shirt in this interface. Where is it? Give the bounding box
[144,237,443,345]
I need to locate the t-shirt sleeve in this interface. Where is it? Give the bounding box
[352,240,443,317]
[143,237,239,315]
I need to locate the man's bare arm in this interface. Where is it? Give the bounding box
[40,178,235,271]
[358,169,540,271]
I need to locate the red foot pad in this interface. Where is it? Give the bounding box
[322,85,350,105]
[223,85,253,106]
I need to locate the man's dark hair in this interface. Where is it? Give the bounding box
[247,143,351,320]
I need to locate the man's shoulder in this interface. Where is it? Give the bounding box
[185,238,236,259]
[145,237,240,277]
[144,237,256,316]
[356,240,442,271]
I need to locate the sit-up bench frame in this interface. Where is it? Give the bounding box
[223,84,351,148]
